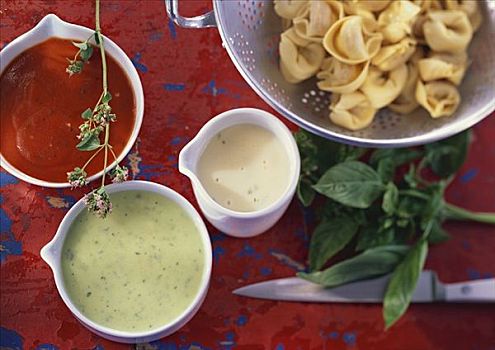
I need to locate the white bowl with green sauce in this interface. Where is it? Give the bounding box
[40,181,212,343]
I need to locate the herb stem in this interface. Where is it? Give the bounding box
[398,190,430,201]
[95,0,107,94]
[444,203,495,225]
[81,145,105,171]
[101,124,110,187]
[109,145,118,161]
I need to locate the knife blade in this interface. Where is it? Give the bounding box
[233,270,495,303]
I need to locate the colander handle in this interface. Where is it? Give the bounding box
[165,0,217,28]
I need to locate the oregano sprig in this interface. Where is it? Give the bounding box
[66,0,128,218]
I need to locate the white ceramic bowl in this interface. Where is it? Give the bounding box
[178,108,300,237]
[0,14,144,188]
[40,181,212,343]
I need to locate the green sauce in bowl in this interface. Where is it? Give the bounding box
[61,190,205,332]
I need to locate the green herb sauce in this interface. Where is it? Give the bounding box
[62,190,205,332]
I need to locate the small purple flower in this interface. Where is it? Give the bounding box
[111,165,128,183]
[83,187,112,218]
[67,167,88,189]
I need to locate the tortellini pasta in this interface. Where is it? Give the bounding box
[279,28,326,83]
[372,37,417,71]
[342,0,391,19]
[378,1,421,43]
[317,57,369,93]
[423,10,473,53]
[294,1,343,41]
[412,0,443,13]
[323,16,383,64]
[274,0,308,20]
[389,62,420,114]
[415,80,460,118]
[329,92,377,130]
[275,0,481,130]
[360,65,408,108]
[444,0,482,32]
[418,51,468,85]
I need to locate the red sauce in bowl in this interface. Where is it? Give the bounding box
[0,37,136,183]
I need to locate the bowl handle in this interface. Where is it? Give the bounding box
[165,0,217,28]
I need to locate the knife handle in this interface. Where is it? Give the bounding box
[445,279,495,302]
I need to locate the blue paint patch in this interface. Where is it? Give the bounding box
[213,245,225,263]
[149,31,163,42]
[237,244,262,260]
[235,315,248,326]
[467,268,494,280]
[275,344,285,350]
[0,172,19,186]
[461,240,471,251]
[202,80,227,97]
[93,346,105,350]
[168,19,177,40]
[134,163,166,181]
[35,344,59,350]
[342,332,356,346]
[0,327,23,350]
[163,83,185,91]
[329,331,339,339]
[294,228,309,243]
[460,168,479,183]
[170,136,183,146]
[260,267,272,276]
[219,331,236,350]
[0,195,22,263]
[302,206,315,225]
[211,232,226,242]
[0,240,22,263]
[131,52,148,73]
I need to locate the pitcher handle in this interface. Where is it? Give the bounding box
[165,0,217,28]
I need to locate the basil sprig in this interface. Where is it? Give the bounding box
[295,129,495,329]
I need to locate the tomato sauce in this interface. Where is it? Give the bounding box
[0,37,136,183]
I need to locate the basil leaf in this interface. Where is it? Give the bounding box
[76,133,101,151]
[377,158,395,183]
[356,222,395,251]
[102,92,112,103]
[80,46,93,62]
[295,130,365,180]
[313,161,385,208]
[299,245,409,288]
[404,164,418,188]
[427,220,450,244]
[309,217,360,271]
[297,178,315,207]
[425,130,470,178]
[383,239,428,329]
[397,194,425,219]
[81,108,92,120]
[382,182,399,215]
[370,148,423,168]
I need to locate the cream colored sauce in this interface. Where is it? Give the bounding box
[197,124,290,212]
[62,190,205,332]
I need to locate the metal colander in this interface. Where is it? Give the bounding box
[166,0,495,147]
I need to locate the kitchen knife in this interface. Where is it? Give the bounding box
[233,270,495,303]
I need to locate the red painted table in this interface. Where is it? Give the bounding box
[1,1,494,349]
